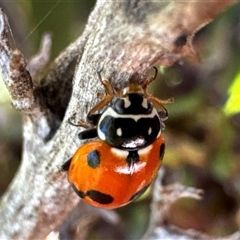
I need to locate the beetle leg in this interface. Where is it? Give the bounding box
[143,67,158,90]
[96,70,115,95]
[68,114,94,128]
[87,94,114,119]
[78,128,97,140]
[146,94,173,120]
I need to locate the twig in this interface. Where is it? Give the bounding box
[0,1,236,239]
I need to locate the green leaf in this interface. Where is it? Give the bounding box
[224,72,240,116]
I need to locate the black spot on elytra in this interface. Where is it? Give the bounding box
[159,143,165,160]
[87,150,100,168]
[87,190,114,204]
[61,158,72,171]
[70,183,114,205]
[129,184,150,202]
[70,183,85,199]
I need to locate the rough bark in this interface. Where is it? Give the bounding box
[0,1,236,239]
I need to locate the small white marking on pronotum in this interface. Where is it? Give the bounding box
[142,98,148,109]
[116,128,122,136]
[148,127,152,135]
[122,87,130,95]
[123,97,131,108]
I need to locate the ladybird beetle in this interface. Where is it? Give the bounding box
[61,135,165,209]
[70,67,172,151]
[62,67,171,208]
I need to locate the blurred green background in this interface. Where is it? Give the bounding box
[0,1,240,239]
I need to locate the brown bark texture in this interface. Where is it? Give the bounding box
[0,1,237,239]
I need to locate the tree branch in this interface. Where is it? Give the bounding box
[0,1,236,239]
